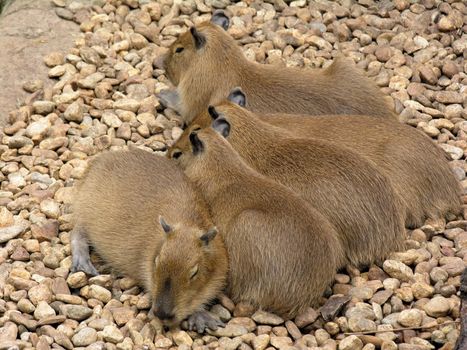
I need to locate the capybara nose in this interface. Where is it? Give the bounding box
[153,53,167,70]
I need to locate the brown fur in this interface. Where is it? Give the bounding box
[169,103,406,268]
[72,149,228,326]
[178,127,343,318]
[264,113,463,228]
[174,108,462,228]
[161,20,395,124]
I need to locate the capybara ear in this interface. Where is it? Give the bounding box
[190,27,206,49]
[159,216,172,234]
[200,227,218,245]
[212,118,231,138]
[208,105,220,120]
[189,131,204,155]
[211,10,229,30]
[227,87,246,107]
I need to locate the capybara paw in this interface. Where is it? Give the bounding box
[187,310,225,333]
[157,89,180,110]
[71,256,99,276]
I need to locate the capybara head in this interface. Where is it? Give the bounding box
[149,216,227,327]
[163,11,240,86]
[168,121,205,165]
[167,87,250,165]
[173,124,238,177]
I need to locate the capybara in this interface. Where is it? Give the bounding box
[169,103,406,268]
[176,127,343,318]
[71,149,227,331]
[158,10,395,124]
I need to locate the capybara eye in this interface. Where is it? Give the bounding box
[175,47,184,53]
[190,265,199,279]
[172,151,182,159]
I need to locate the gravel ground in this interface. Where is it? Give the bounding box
[0,0,466,349]
[0,0,81,127]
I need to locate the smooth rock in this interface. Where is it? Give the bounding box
[102,325,124,343]
[252,334,270,350]
[251,311,284,326]
[339,335,363,350]
[0,322,18,342]
[209,324,248,337]
[383,260,414,282]
[77,72,105,89]
[397,309,423,327]
[321,295,351,321]
[28,284,53,305]
[440,144,463,160]
[72,327,97,347]
[88,284,111,303]
[64,101,84,122]
[33,101,56,115]
[59,304,93,321]
[33,301,56,320]
[423,296,451,317]
[172,330,193,346]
